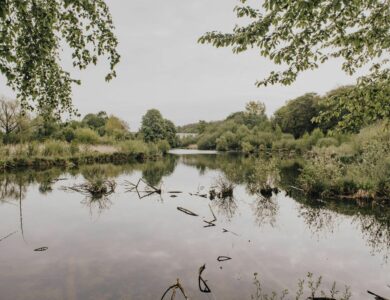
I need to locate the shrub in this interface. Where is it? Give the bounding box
[119,140,149,155]
[241,141,254,153]
[74,128,100,144]
[157,140,171,154]
[63,128,75,143]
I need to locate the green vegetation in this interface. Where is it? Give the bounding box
[0,0,119,117]
[140,109,178,147]
[177,89,389,202]
[199,0,390,131]
[0,99,177,170]
[178,97,351,153]
[299,122,390,200]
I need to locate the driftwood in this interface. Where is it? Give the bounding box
[125,178,183,199]
[189,192,208,198]
[198,264,211,293]
[177,207,198,217]
[0,231,17,242]
[203,204,217,227]
[217,256,232,262]
[34,247,48,252]
[160,279,188,300]
[124,178,161,199]
[368,290,389,300]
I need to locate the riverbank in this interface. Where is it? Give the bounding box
[0,140,168,171]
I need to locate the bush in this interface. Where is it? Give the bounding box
[74,128,100,144]
[119,140,149,155]
[241,141,254,153]
[63,128,75,143]
[157,140,171,154]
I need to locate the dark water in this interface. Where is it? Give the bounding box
[0,151,389,300]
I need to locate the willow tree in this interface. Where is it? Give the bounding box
[199,0,390,131]
[0,0,120,117]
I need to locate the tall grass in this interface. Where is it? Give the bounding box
[299,122,390,199]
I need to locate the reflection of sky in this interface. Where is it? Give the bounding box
[0,162,389,300]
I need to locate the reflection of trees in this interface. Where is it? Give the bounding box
[296,198,390,260]
[297,202,339,237]
[0,175,27,202]
[252,196,278,228]
[141,155,177,187]
[353,205,390,260]
[182,153,390,260]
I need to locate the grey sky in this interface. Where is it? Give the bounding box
[0,0,364,130]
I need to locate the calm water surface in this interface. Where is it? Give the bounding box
[0,152,389,299]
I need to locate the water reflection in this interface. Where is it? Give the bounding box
[0,153,389,299]
[252,195,279,228]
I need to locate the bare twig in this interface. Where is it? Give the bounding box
[203,204,217,227]
[0,231,17,242]
[198,264,211,293]
[367,290,389,300]
[177,207,198,217]
[161,278,188,300]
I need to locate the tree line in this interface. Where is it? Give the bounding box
[0,96,178,148]
[178,82,388,152]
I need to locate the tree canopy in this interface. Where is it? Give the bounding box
[0,0,120,117]
[273,93,320,138]
[199,0,390,131]
[140,109,178,147]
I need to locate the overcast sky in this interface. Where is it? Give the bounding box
[0,0,364,130]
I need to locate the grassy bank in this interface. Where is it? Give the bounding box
[298,122,390,201]
[0,139,170,171]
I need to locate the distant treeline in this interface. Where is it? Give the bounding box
[177,85,387,153]
[0,98,178,148]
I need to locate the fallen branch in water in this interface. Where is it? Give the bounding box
[177,207,198,217]
[0,231,17,242]
[125,179,183,199]
[198,264,211,293]
[124,178,161,199]
[160,278,188,300]
[367,290,389,300]
[203,204,217,227]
